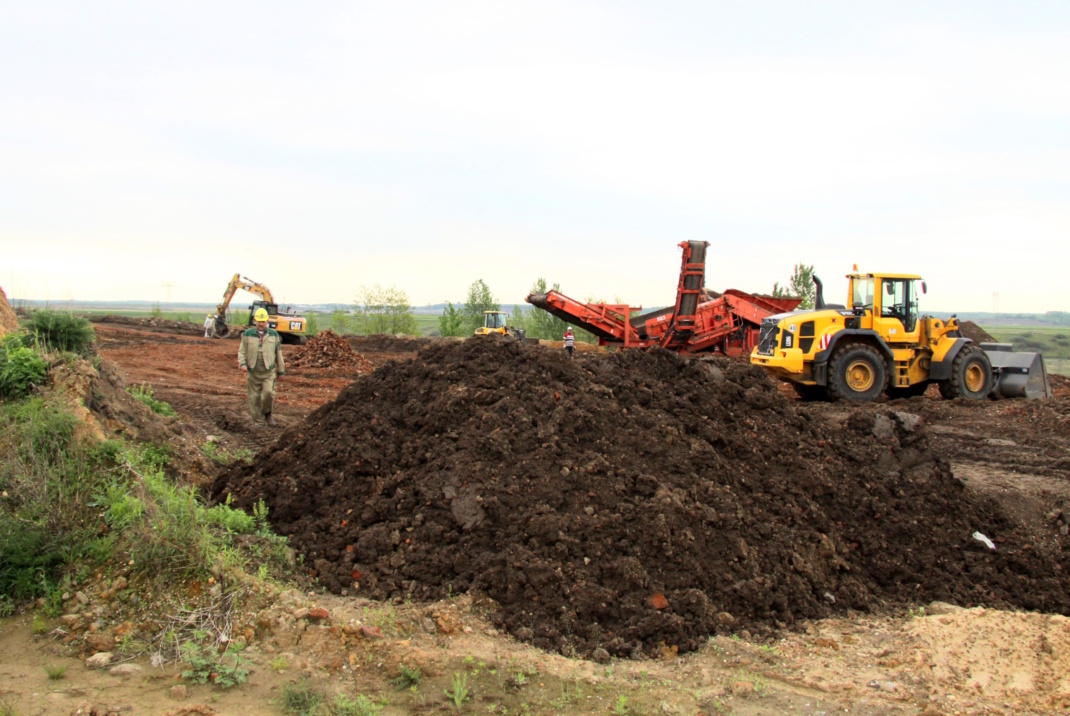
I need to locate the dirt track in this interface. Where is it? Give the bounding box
[81,318,1070,714]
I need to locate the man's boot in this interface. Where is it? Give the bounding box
[266,413,277,427]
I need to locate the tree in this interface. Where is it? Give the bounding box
[525,278,596,343]
[773,263,816,309]
[330,308,353,334]
[510,304,527,333]
[461,279,499,334]
[352,285,418,335]
[439,302,465,337]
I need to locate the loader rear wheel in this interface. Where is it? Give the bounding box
[938,343,992,400]
[828,343,887,402]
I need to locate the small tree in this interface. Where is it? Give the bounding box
[304,313,319,336]
[461,280,499,334]
[525,278,595,343]
[439,302,465,337]
[773,263,816,309]
[330,308,353,334]
[352,285,418,335]
[510,304,527,333]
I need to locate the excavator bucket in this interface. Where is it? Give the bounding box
[214,315,230,339]
[980,342,1053,399]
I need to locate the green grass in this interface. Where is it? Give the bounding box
[984,325,1070,377]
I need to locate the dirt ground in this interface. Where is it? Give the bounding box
[3,319,1070,715]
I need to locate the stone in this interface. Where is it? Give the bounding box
[75,591,90,605]
[308,607,329,621]
[169,684,188,700]
[591,648,611,664]
[292,608,310,620]
[85,652,114,669]
[108,664,143,677]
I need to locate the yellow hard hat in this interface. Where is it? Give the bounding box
[253,308,269,322]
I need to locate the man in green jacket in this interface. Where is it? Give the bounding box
[238,308,286,427]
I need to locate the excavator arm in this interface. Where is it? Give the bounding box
[213,274,278,338]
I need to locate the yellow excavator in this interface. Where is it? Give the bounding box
[212,274,307,344]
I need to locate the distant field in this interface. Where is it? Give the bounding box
[75,309,445,337]
[984,325,1070,377]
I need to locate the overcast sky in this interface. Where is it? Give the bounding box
[2,1,1068,313]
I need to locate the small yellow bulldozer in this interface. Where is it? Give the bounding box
[751,270,1051,402]
[473,311,525,340]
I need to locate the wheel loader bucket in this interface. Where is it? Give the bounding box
[980,342,1052,399]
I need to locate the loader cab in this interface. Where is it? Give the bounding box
[483,311,508,330]
[849,273,924,343]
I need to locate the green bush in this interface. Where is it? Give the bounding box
[0,344,48,397]
[21,310,95,355]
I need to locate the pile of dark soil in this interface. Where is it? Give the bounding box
[89,314,205,336]
[212,338,1070,658]
[344,334,436,354]
[959,320,997,344]
[288,330,373,371]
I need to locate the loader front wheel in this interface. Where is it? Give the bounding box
[938,343,992,400]
[828,343,887,402]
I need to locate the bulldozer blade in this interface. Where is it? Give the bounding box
[980,342,1052,399]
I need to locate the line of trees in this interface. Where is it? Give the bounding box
[320,278,595,340]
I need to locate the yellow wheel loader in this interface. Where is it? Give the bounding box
[212,274,307,344]
[474,311,526,340]
[750,271,1051,402]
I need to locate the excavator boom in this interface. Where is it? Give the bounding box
[211,274,306,344]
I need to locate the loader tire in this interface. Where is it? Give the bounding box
[828,343,887,402]
[938,343,992,400]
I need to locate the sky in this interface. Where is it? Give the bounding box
[2,1,1069,314]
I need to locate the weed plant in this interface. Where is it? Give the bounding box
[332,693,382,716]
[43,663,67,680]
[0,338,48,398]
[390,664,422,690]
[281,679,326,716]
[126,384,177,417]
[20,310,95,355]
[179,640,249,688]
[444,672,470,709]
